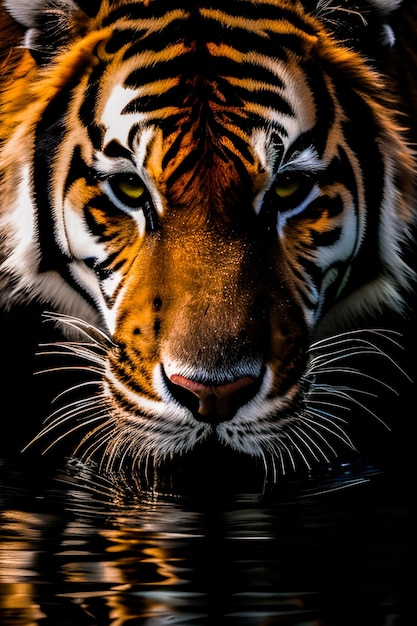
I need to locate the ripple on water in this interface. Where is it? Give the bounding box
[0,457,415,625]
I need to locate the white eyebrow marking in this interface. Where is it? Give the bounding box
[101,84,146,148]
[281,146,325,174]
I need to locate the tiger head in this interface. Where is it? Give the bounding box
[0,0,415,477]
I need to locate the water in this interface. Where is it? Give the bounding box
[0,453,415,625]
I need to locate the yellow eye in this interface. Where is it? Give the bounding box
[274,176,301,199]
[272,173,315,213]
[117,176,145,200]
[109,173,146,208]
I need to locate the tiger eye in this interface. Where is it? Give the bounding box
[274,177,301,199]
[118,177,145,200]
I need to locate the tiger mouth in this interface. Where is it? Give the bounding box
[161,365,265,424]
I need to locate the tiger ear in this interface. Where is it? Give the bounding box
[366,0,404,46]
[367,0,403,14]
[3,0,101,64]
[3,0,101,27]
[3,0,54,28]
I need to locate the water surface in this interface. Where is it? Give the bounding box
[0,454,415,625]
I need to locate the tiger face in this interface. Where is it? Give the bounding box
[0,0,415,477]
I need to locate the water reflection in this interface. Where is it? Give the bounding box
[0,457,415,625]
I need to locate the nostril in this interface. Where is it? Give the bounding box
[164,369,263,422]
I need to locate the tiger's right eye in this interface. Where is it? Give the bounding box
[108,173,146,209]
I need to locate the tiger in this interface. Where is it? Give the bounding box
[0,0,416,483]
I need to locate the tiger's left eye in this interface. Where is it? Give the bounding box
[109,173,146,208]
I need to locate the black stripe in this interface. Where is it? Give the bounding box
[103,0,316,39]
[34,91,71,274]
[311,226,342,247]
[64,145,92,195]
[34,100,100,310]
[204,55,285,89]
[103,0,316,79]
[198,0,316,35]
[84,196,122,240]
[122,84,190,115]
[124,54,192,89]
[229,84,293,115]
[122,21,193,59]
[303,63,336,158]
[79,64,106,148]
[296,256,322,292]
[103,139,133,160]
[308,194,344,220]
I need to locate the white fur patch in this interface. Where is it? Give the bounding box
[64,200,106,261]
[0,165,37,277]
[101,84,147,148]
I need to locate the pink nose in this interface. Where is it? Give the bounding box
[169,373,257,418]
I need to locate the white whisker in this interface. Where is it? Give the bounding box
[296,417,338,457]
[25,411,109,454]
[267,437,296,474]
[75,420,118,463]
[34,365,103,376]
[52,380,103,404]
[284,429,313,471]
[46,396,105,423]
[289,421,331,463]
[37,345,107,366]
[42,311,114,347]
[310,328,403,351]
[303,409,357,450]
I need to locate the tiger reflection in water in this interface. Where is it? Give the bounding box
[0,0,416,483]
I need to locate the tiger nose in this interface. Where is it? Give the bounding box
[169,373,257,421]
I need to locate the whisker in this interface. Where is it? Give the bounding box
[45,396,105,423]
[289,422,328,469]
[42,311,114,347]
[38,339,108,353]
[52,380,103,404]
[303,409,357,450]
[295,417,338,457]
[41,414,111,455]
[34,365,103,376]
[75,420,118,463]
[36,343,106,366]
[308,368,400,395]
[309,329,411,382]
[37,399,108,438]
[23,410,110,454]
[284,429,313,471]
[267,437,296,475]
[310,328,403,351]
[289,422,332,463]
[311,388,389,428]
